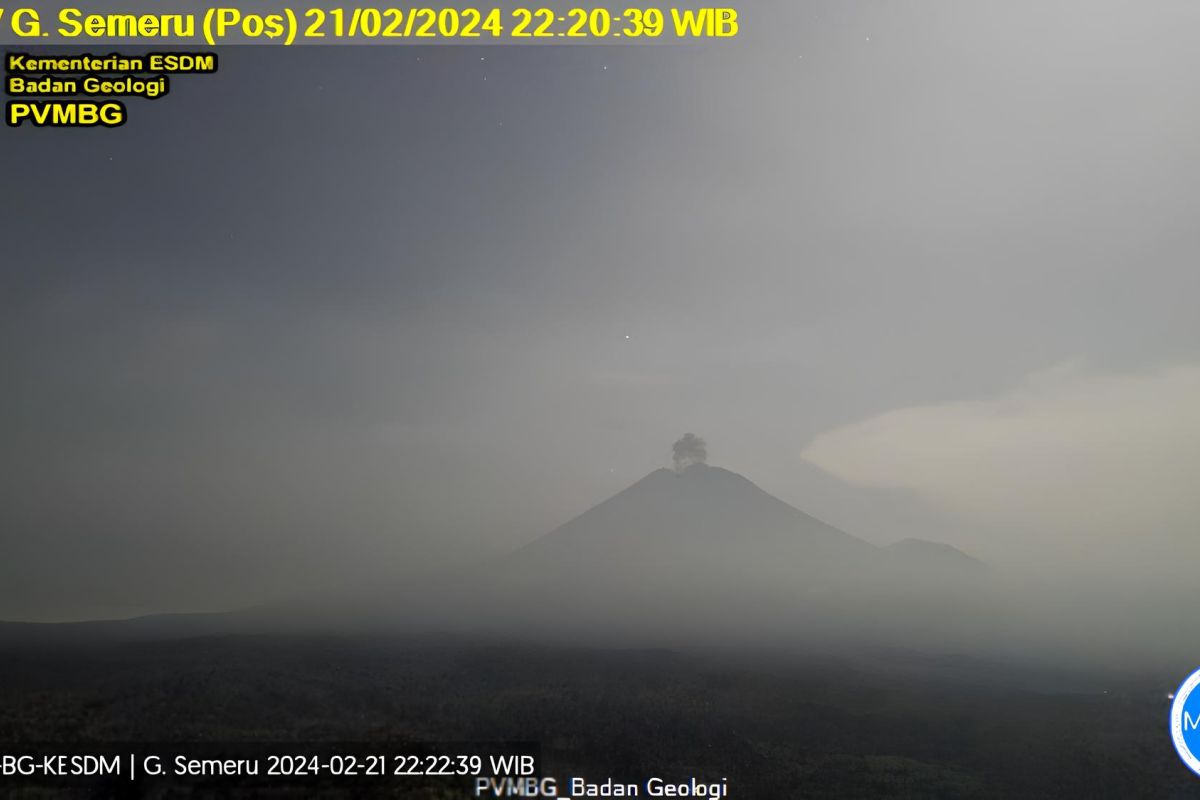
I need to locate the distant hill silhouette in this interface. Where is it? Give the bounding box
[453,462,989,642]
[505,463,983,589]
[0,461,988,647]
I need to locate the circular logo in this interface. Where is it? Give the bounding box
[1171,667,1200,777]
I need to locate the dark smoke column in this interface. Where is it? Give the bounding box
[672,434,707,472]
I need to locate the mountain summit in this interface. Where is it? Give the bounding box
[0,456,989,647]
[510,463,884,588]
[479,460,986,639]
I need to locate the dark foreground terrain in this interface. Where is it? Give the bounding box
[0,635,1193,799]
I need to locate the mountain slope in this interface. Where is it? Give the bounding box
[464,463,990,642]
[886,537,989,575]
[0,463,989,646]
[506,463,886,589]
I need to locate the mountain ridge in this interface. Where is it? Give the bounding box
[0,461,988,644]
[506,462,982,579]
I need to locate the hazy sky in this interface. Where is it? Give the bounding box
[3,1,1199,620]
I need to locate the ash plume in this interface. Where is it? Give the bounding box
[672,433,708,472]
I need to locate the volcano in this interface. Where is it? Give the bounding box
[0,460,988,645]
[468,462,987,640]
[507,462,982,583]
[511,464,882,586]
